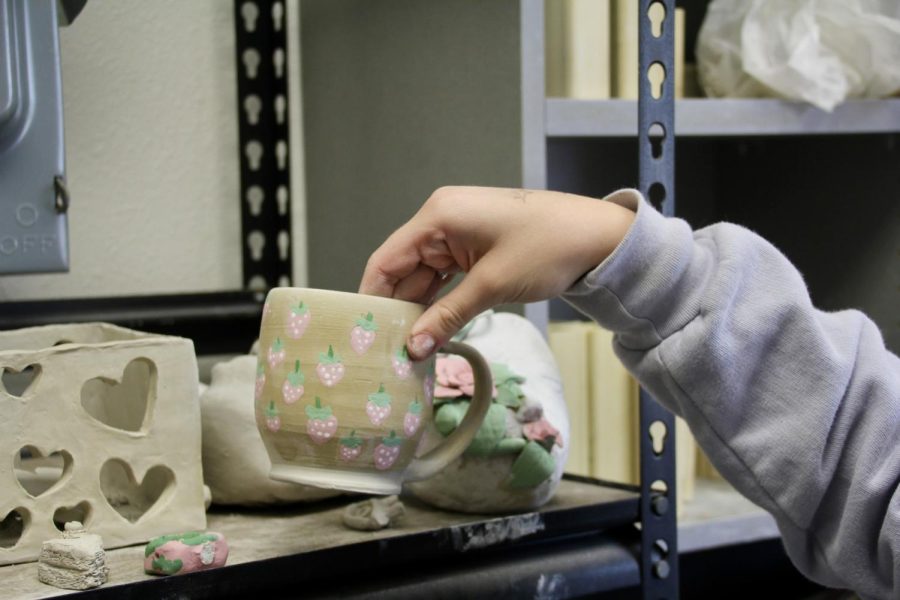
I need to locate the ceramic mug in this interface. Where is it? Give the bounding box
[254,287,493,495]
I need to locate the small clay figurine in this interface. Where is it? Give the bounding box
[342,495,405,531]
[37,521,109,590]
[144,531,228,575]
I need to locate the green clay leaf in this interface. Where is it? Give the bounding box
[490,362,526,385]
[145,532,215,557]
[435,402,467,436]
[151,556,183,575]
[180,532,218,546]
[265,401,278,417]
[508,441,556,489]
[465,403,509,457]
[495,437,528,454]
[496,381,524,408]
[272,337,284,351]
[292,301,308,315]
[396,346,409,361]
[257,363,265,376]
[407,398,422,415]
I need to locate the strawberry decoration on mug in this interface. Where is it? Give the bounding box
[286,300,310,339]
[316,345,345,387]
[305,397,338,444]
[374,431,403,470]
[366,384,392,426]
[350,312,378,355]
[254,363,267,402]
[267,337,286,369]
[264,401,281,432]
[282,360,305,404]
[391,346,412,379]
[403,398,423,436]
[338,430,364,462]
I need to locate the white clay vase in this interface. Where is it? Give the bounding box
[405,313,570,514]
[200,355,341,506]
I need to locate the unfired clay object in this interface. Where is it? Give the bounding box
[200,355,340,506]
[341,495,405,531]
[406,313,570,514]
[0,323,207,565]
[37,521,108,590]
[143,531,228,575]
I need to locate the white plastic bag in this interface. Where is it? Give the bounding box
[696,0,900,111]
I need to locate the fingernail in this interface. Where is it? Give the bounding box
[408,333,436,359]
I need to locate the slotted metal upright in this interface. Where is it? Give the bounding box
[637,1,679,597]
[522,0,680,596]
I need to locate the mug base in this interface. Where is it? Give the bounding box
[269,464,402,496]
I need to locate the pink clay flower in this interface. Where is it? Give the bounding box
[523,417,563,448]
[434,356,495,398]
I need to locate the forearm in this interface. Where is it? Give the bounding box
[563,190,900,599]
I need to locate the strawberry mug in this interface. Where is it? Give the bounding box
[254,287,493,495]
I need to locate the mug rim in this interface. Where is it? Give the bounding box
[265,286,427,311]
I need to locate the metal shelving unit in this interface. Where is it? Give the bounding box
[520,1,681,597]
[546,98,900,137]
[2,1,893,598]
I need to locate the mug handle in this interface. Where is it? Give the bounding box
[403,341,493,482]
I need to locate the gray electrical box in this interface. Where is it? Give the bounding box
[0,0,68,274]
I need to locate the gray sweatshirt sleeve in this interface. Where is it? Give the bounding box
[562,189,900,599]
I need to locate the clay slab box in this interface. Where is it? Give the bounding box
[0,323,206,565]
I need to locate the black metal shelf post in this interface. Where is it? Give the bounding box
[638,0,679,598]
[234,0,293,297]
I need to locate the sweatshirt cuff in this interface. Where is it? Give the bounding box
[562,189,707,351]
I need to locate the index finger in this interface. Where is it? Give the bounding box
[358,224,425,297]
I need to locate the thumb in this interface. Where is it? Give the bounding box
[406,267,499,360]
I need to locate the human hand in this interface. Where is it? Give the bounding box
[359,186,636,359]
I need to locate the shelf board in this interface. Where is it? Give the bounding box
[546,97,900,137]
[679,478,779,553]
[1,478,638,599]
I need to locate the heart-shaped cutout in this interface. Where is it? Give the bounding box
[0,507,29,549]
[53,501,92,531]
[0,364,41,397]
[100,459,174,523]
[81,358,157,432]
[14,446,73,497]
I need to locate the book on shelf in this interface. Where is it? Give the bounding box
[611,0,638,99]
[545,0,611,99]
[549,320,697,510]
[696,445,724,481]
[547,321,592,476]
[587,324,639,484]
[611,0,686,99]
